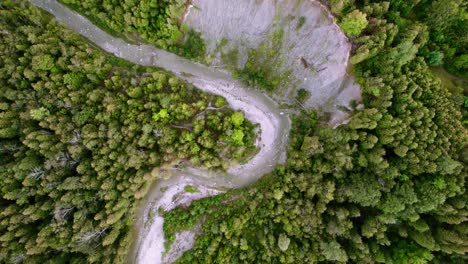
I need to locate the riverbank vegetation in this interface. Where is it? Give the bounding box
[163,1,467,263]
[233,28,291,91]
[0,1,255,263]
[59,0,207,61]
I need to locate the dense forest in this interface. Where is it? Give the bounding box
[0,0,466,264]
[163,1,467,263]
[0,1,255,262]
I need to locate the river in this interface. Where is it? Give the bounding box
[30,0,291,263]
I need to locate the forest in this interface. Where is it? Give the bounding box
[163,0,467,263]
[0,1,255,262]
[1,0,467,263]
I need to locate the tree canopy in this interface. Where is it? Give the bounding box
[162,1,467,263]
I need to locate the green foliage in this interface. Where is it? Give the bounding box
[424,0,462,31]
[152,109,169,122]
[32,54,55,71]
[453,54,468,72]
[296,16,306,30]
[214,96,226,108]
[296,88,311,104]
[231,129,245,146]
[234,28,290,91]
[404,0,468,77]
[339,10,368,37]
[163,194,226,251]
[30,107,50,121]
[231,112,245,127]
[277,233,290,251]
[172,29,206,60]
[391,241,434,264]
[362,1,390,18]
[321,241,348,262]
[184,185,199,193]
[425,50,444,66]
[329,0,354,16]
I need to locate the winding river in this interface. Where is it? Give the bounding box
[30,0,291,263]
[29,0,359,263]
